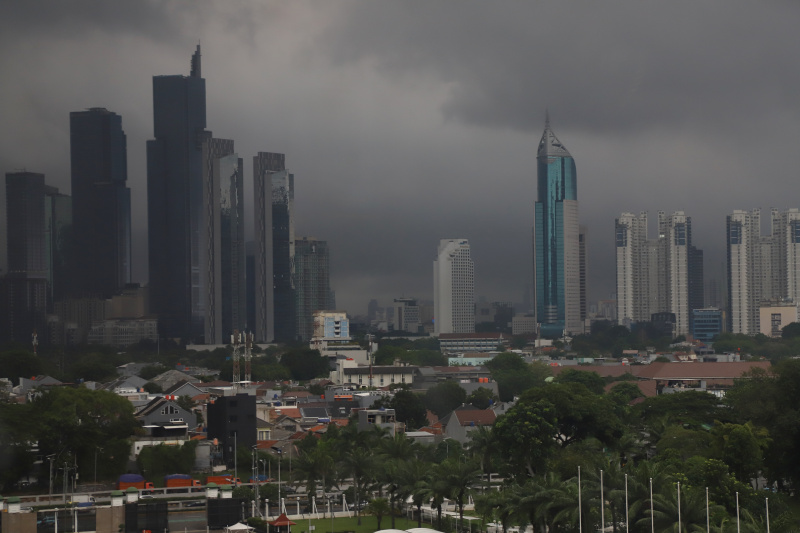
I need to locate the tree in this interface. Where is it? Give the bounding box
[373,389,427,429]
[280,348,329,381]
[0,350,45,386]
[486,354,551,401]
[781,322,800,338]
[466,386,498,409]
[137,441,199,481]
[142,381,162,393]
[493,397,559,477]
[292,442,336,496]
[365,497,391,530]
[340,447,376,525]
[439,457,481,525]
[424,380,467,417]
[28,387,139,485]
[554,368,606,395]
[467,425,496,489]
[520,383,624,448]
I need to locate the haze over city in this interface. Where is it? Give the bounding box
[2,1,799,315]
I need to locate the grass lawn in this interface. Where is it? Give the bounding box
[285,514,437,533]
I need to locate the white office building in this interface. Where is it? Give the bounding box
[434,239,475,335]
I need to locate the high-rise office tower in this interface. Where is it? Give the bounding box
[294,237,331,341]
[69,107,131,299]
[147,45,209,342]
[253,151,285,343]
[727,208,800,334]
[1,172,49,343]
[201,137,244,344]
[44,186,72,306]
[245,241,255,334]
[533,115,584,336]
[271,165,296,342]
[434,239,474,334]
[615,210,703,336]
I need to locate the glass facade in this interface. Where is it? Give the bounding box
[69,107,131,299]
[147,45,208,342]
[533,118,578,336]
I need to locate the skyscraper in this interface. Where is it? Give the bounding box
[271,167,296,342]
[147,45,209,342]
[615,212,649,325]
[1,172,48,343]
[69,107,131,299]
[434,239,474,334]
[533,115,584,336]
[294,237,331,341]
[253,152,285,343]
[201,137,244,344]
[44,186,72,306]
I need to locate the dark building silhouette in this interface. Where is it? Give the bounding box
[201,137,245,344]
[270,163,296,342]
[69,107,131,299]
[294,237,332,340]
[245,241,255,333]
[207,393,256,465]
[253,152,285,343]
[1,172,48,344]
[146,45,209,343]
[44,186,72,307]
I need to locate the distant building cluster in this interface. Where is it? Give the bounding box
[613,207,800,341]
[1,46,334,347]
[4,47,799,348]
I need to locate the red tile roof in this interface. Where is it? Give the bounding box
[454,408,496,427]
[635,361,771,380]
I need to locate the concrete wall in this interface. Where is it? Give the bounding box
[96,505,126,533]
[1,512,36,533]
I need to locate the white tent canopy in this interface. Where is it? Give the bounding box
[225,523,254,532]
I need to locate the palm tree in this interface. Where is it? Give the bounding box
[625,459,674,528]
[439,456,482,525]
[366,497,391,531]
[396,458,429,527]
[468,425,497,490]
[292,444,335,498]
[340,446,376,525]
[516,472,571,533]
[640,483,723,532]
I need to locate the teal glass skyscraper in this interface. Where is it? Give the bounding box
[533,115,584,336]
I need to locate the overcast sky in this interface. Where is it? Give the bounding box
[2,1,799,316]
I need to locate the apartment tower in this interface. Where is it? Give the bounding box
[434,239,474,334]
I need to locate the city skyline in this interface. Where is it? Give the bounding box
[2,2,800,315]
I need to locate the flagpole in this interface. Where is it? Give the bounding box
[578,466,582,533]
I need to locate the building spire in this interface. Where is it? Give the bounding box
[190,44,201,78]
[537,112,571,158]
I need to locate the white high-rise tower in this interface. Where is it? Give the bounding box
[434,239,474,334]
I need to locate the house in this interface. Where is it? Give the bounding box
[357,408,402,436]
[135,396,198,438]
[439,404,497,444]
[163,380,205,399]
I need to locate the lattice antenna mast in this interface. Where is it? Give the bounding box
[365,334,374,389]
[244,331,254,384]
[231,330,241,391]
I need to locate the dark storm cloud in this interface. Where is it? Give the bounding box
[2,1,800,316]
[320,1,800,135]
